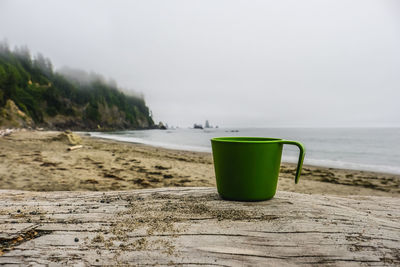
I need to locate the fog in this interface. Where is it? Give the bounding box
[1,0,399,127]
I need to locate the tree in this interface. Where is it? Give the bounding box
[33,53,53,78]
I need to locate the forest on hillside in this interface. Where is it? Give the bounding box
[0,43,154,130]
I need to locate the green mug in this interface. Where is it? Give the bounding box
[211,137,305,201]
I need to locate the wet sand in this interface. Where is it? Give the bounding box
[0,130,399,197]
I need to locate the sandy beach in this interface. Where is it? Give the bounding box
[0,130,399,197]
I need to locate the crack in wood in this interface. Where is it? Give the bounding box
[249,230,346,234]
[0,229,52,255]
[205,250,384,263]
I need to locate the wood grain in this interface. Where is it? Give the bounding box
[0,187,399,266]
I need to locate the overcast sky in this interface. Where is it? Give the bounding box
[1,0,399,127]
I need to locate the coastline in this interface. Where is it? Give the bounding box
[0,130,399,197]
[89,128,400,176]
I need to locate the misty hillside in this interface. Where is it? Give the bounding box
[0,43,154,130]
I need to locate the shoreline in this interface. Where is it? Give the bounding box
[0,130,399,197]
[89,130,400,176]
[91,134,400,176]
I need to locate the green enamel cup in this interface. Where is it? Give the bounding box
[211,137,305,201]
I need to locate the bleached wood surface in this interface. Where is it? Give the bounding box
[0,187,399,266]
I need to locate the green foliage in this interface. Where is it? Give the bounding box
[85,101,100,121]
[0,43,154,129]
[0,89,4,106]
[13,87,43,122]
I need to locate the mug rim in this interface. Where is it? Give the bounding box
[211,137,283,143]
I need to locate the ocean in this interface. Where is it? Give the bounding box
[89,127,400,175]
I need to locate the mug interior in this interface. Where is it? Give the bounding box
[211,137,282,143]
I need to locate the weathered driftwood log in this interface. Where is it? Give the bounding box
[0,187,399,266]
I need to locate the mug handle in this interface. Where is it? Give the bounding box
[279,140,305,184]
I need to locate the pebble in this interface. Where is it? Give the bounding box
[74,237,79,242]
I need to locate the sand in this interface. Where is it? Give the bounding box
[0,130,399,197]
